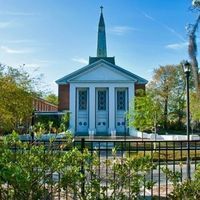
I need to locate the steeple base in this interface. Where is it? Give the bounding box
[89,56,115,65]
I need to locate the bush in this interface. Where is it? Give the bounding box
[162,165,200,200]
[0,132,155,200]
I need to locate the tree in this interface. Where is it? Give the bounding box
[148,65,178,130]
[167,65,187,129]
[44,93,58,105]
[192,0,200,7]
[191,92,200,123]
[128,90,162,138]
[0,64,39,134]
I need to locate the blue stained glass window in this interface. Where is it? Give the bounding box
[117,90,125,110]
[98,90,106,110]
[79,90,87,110]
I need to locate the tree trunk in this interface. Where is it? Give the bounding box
[164,97,168,130]
[188,34,200,95]
[187,14,200,96]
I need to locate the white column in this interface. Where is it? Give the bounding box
[109,86,115,134]
[89,86,95,132]
[69,84,76,134]
[128,84,134,105]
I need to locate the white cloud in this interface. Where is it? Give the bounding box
[142,12,155,21]
[1,46,33,54]
[165,42,188,50]
[72,57,88,64]
[141,11,186,42]
[35,59,50,64]
[6,39,36,44]
[163,25,186,42]
[23,60,51,68]
[0,21,14,28]
[0,11,38,16]
[23,63,40,68]
[109,26,136,35]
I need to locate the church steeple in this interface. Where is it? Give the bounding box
[97,6,107,57]
[89,7,115,65]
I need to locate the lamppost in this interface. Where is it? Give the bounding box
[182,60,191,180]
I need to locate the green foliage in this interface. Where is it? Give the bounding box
[0,132,61,199]
[34,113,70,134]
[128,90,162,133]
[34,116,60,132]
[59,113,70,132]
[44,93,58,105]
[147,63,199,131]
[32,122,46,136]
[162,165,200,200]
[148,64,186,130]
[0,64,39,134]
[102,154,155,200]
[0,132,155,200]
[191,92,200,121]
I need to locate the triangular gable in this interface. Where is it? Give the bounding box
[69,63,136,82]
[56,59,148,84]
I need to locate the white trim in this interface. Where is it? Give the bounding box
[89,86,95,132]
[69,84,76,134]
[128,84,134,134]
[56,59,148,85]
[69,80,135,83]
[109,86,115,134]
[68,63,137,82]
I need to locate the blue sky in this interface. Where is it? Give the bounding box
[0,0,198,94]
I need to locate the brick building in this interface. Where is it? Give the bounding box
[33,98,58,112]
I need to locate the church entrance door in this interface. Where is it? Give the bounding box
[96,88,109,134]
[115,88,128,133]
[76,88,89,134]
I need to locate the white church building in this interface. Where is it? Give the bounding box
[56,8,147,136]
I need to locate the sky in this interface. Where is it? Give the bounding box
[0,0,198,94]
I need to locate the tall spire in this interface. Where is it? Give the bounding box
[97,6,107,57]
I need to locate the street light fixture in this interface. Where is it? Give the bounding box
[182,60,191,180]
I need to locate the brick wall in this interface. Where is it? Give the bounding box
[58,84,70,111]
[33,98,58,112]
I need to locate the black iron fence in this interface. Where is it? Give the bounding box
[75,139,200,199]
[0,138,200,199]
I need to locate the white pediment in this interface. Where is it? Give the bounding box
[69,63,135,82]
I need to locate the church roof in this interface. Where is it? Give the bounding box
[56,59,148,84]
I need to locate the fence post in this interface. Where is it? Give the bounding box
[81,138,85,197]
[31,111,35,141]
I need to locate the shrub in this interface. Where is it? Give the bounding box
[0,132,155,200]
[162,165,200,200]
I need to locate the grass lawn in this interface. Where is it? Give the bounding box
[127,150,200,162]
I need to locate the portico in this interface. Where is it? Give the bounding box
[69,81,134,135]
